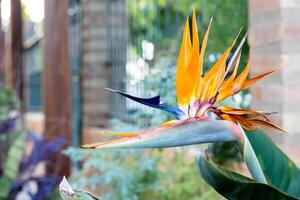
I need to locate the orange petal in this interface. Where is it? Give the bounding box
[241,71,275,90]
[220,52,241,90]
[245,118,286,133]
[186,11,201,103]
[199,18,212,77]
[99,131,138,137]
[192,10,199,54]
[200,48,230,101]
[223,33,246,80]
[210,106,284,132]
[198,32,242,103]
[216,56,251,103]
[217,106,271,121]
[191,18,212,104]
[176,18,192,109]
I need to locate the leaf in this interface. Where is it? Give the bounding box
[0,116,17,134]
[82,118,243,149]
[0,131,26,198]
[59,176,99,200]
[105,88,185,119]
[246,130,300,199]
[198,155,298,200]
[241,127,266,184]
[23,133,66,168]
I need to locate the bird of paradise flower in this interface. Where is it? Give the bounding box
[82,11,282,150]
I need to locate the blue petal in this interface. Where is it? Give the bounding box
[105,88,185,119]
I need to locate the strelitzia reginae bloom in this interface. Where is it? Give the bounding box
[82,11,282,150]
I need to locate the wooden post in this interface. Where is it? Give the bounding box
[44,0,71,176]
[0,0,5,83]
[7,0,24,104]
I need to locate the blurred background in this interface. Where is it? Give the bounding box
[0,0,299,199]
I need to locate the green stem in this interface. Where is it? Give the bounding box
[239,126,267,184]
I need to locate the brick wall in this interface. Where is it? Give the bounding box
[248,0,300,164]
[81,0,127,128]
[81,0,111,127]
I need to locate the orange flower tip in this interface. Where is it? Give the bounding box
[192,9,196,16]
[270,70,277,74]
[267,126,287,134]
[185,17,189,24]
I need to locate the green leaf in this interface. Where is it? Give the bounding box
[246,130,300,199]
[241,128,266,184]
[198,155,297,200]
[0,131,25,198]
[82,118,243,149]
[59,176,100,200]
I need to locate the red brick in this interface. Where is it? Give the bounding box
[283,84,300,101]
[282,24,300,40]
[248,27,263,47]
[265,23,282,43]
[250,55,282,74]
[248,0,281,15]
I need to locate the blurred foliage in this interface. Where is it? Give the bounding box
[0,86,63,199]
[65,147,223,200]
[0,86,19,176]
[0,131,25,198]
[128,0,248,67]
[0,86,19,122]
[154,149,225,200]
[64,147,160,200]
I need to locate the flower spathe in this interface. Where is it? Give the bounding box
[82,11,282,149]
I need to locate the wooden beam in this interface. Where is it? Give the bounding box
[0,0,5,83]
[44,0,71,176]
[7,0,24,104]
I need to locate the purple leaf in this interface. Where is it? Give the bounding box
[0,117,17,134]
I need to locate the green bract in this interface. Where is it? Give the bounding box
[198,131,300,200]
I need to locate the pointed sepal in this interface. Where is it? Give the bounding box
[82,118,243,149]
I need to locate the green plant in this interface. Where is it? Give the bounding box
[156,149,224,200]
[127,0,248,65]
[64,147,160,200]
[199,130,300,199]
[0,86,19,122]
[0,131,25,198]
[64,146,224,200]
